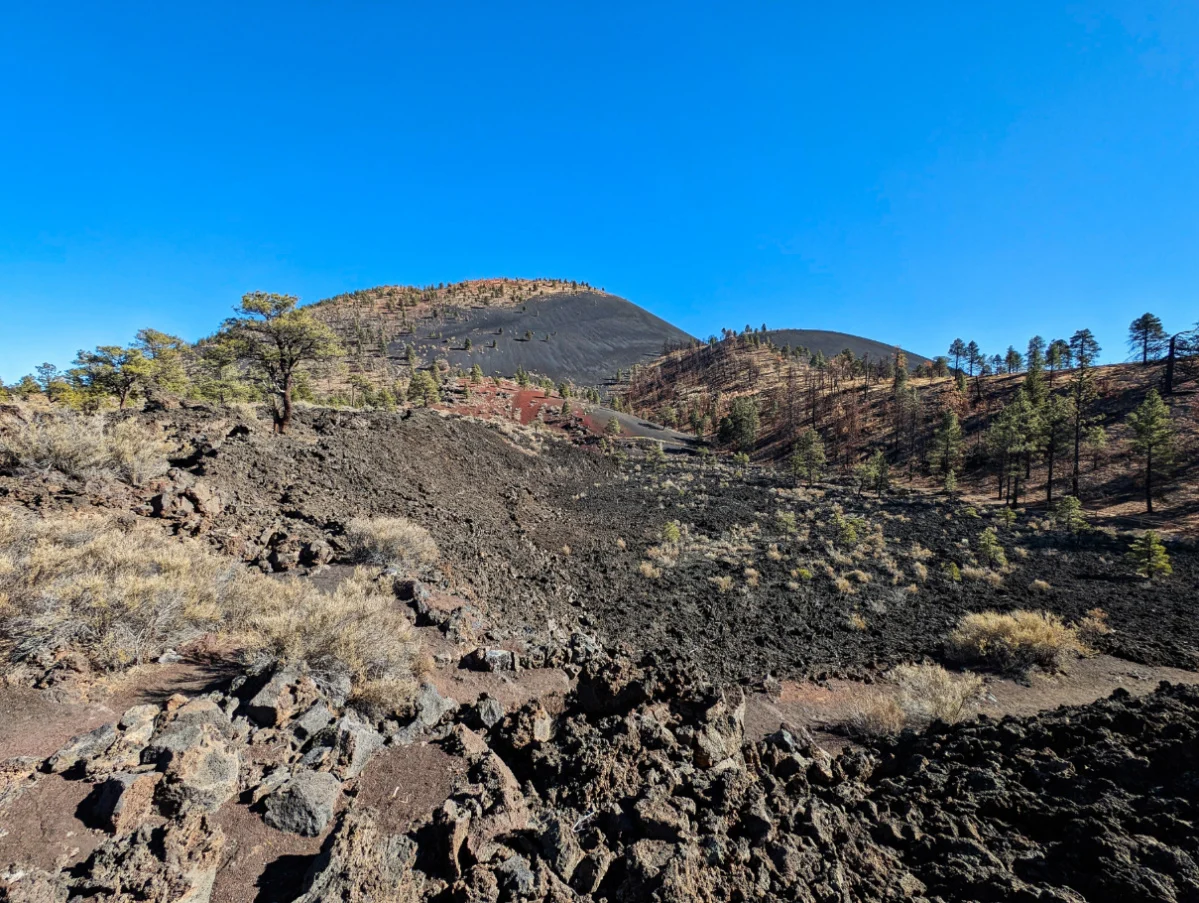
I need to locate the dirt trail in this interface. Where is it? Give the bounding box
[743,653,1199,744]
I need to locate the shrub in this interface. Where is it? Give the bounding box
[775,511,797,534]
[891,663,984,727]
[0,510,421,713]
[794,567,813,581]
[1028,579,1052,593]
[847,695,905,738]
[638,560,662,579]
[344,516,439,572]
[847,611,867,629]
[835,578,856,596]
[947,610,1085,673]
[743,567,760,587]
[662,521,681,544]
[944,562,962,582]
[709,575,733,593]
[0,410,170,486]
[1076,607,1112,647]
[913,562,928,582]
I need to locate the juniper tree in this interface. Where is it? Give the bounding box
[1127,389,1173,514]
[1127,313,1167,365]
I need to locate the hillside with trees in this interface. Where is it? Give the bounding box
[619,318,1199,530]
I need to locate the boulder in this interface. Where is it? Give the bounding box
[157,725,240,813]
[472,695,505,730]
[292,703,335,740]
[78,813,223,903]
[292,811,427,902]
[46,724,117,774]
[413,682,459,728]
[263,770,342,836]
[327,717,384,780]
[466,647,517,672]
[496,854,536,897]
[245,665,320,727]
[89,771,162,834]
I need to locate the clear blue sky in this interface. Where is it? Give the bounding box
[2,2,1196,381]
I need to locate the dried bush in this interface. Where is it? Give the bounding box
[0,510,421,713]
[638,560,662,579]
[709,575,734,593]
[344,516,439,572]
[0,410,170,486]
[892,663,984,727]
[947,610,1085,673]
[1029,579,1052,593]
[847,695,905,738]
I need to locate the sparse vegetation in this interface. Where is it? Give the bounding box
[947,610,1086,673]
[0,410,171,486]
[344,516,440,572]
[0,510,421,713]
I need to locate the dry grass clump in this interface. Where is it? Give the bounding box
[709,575,734,593]
[848,663,984,737]
[0,410,170,486]
[912,562,929,582]
[947,610,1086,673]
[1029,579,1052,593]
[0,510,422,714]
[638,560,663,579]
[961,566,1003,587]
[344,516,439,572]
[834,577,855,596]
[892,663,984,727]
[847,695,905,738]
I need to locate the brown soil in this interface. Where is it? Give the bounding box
[0,773,104,874]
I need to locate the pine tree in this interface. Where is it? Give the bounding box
[1052,495,1089,536]
[469,364,483,385]
[944,468,958,496]
[1039,394,1074,504]
[1128,313,1168,365]
[790,429,825,486]
[1068,329,1101,497]
[1046,339,1071,385]
[931,408,963,476]
[1004,346,1023,373]
[1126,531,1172,580]
[949,338,967,374]
[1127,389,1174,514]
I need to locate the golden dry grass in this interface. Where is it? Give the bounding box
[344,515,439,572]
[947,610,1086,673]
[0,410,170,486]
[0,509,422,714]
[848,663,984,736]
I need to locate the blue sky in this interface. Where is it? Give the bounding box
[2,2,1196,381]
